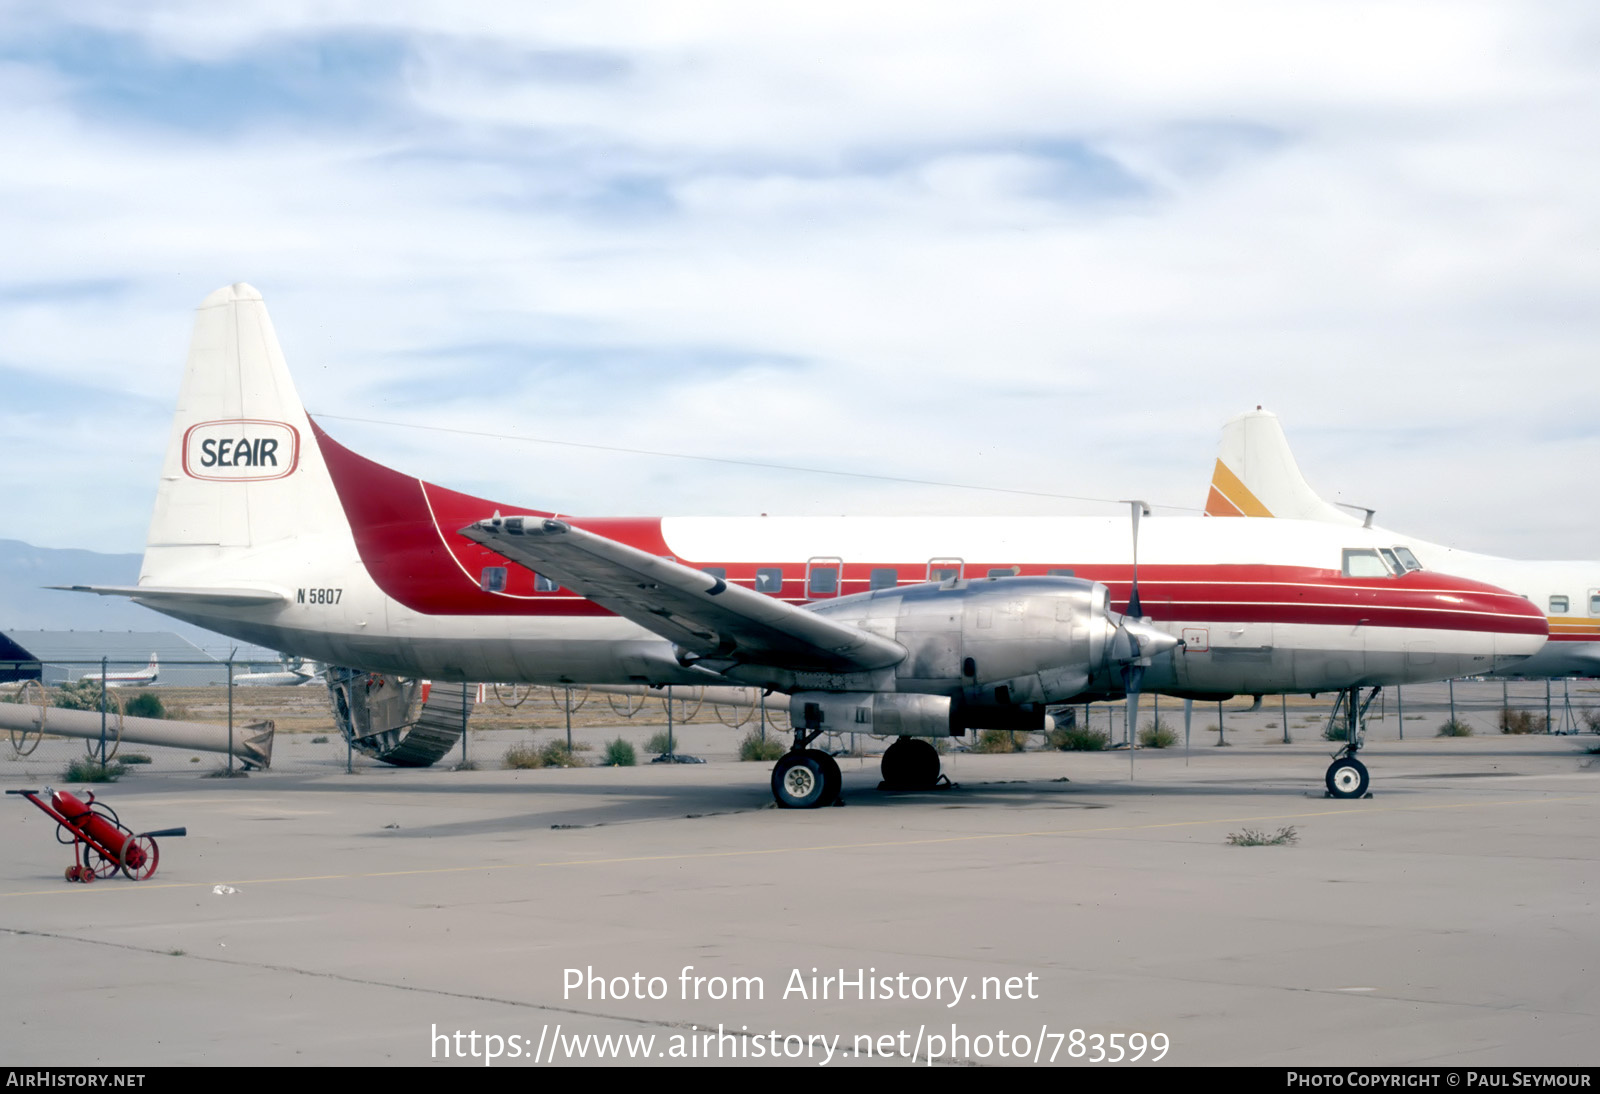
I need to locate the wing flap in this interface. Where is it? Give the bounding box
[460,517,904,674]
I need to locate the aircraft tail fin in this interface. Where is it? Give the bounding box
[141,284,352,588]
[1205,409,1361,525]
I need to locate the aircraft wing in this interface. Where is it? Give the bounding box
[460,517,905,674]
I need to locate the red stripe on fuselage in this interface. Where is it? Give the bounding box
[310,421,1546,636]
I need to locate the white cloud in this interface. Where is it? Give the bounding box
[0,1,1597,560]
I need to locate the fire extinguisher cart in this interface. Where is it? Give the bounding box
[7,788,186,882]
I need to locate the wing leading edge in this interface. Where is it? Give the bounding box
[459,517,905,675]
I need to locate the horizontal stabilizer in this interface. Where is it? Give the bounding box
[51,584,290,607]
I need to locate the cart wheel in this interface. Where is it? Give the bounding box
[80,867,94,884]
[65,864,80,882]
[85,842,122,880]
[119,834,159,881]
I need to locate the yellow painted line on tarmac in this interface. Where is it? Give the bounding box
[0,794,1589,900]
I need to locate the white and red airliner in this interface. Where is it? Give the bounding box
[64,285,1547,806]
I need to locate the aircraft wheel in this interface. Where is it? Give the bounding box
[772,751,830,809]
[1326,756,1369,799]
[805,749,842,806]
[881,736,941,789]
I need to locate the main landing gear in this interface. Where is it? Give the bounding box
[879,736,944,792]
[771,725,842,809]
[1324,686,1379,799]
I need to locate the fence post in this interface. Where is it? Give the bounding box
[1396,684,1404,740]
[1282,693,1289,744]
[227,655,235,776]
[1217,700,1226,746]
[98,657,108,765]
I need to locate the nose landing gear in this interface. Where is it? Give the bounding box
[1324,686,1379,799]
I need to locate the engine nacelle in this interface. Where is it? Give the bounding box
[810,575,1120,706]
[789,691,953,737]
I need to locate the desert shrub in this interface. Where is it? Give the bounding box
[53,679,110,711]
[118,753,152,765]
[1049,725,1108,751]
[738,731,784,761]
[603,738,638,766]
[1227,826,1298,846]
[1437,719,1474,737]
[1138,719,1178,749]
[972,729,1028,753]
[538,740,586,767]
[503,739,586,769]
[64,758,124,782]
[644,730,675,755]
[124,692,165,719]
[1498,708,1547,735]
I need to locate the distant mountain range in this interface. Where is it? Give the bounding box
[0,539,242,653]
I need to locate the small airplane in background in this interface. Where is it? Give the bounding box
[78,654,159,688]
[1205,408,1600,679]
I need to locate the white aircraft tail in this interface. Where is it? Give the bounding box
[1204,409,1361,525]
[141,284,350,587]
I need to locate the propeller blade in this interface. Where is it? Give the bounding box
[1123,499,1149,620]
[1123,663,1143,779]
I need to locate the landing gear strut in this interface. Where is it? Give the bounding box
[1324,686,1379,799]
[770,724,842,809]
[879,736,943,791]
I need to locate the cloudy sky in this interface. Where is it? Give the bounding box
[3,2,1597,559]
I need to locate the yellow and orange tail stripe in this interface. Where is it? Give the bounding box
[1205,460,1275,518]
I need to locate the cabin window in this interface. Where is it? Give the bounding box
[700,567,726,580]
[1342,549,1389,578]
[1048,568,1075,578]
[1590,593,1600,616]
[1549,595,1569,614]
[755,568,784,593]
[869,568,898,590]
[480,567,507,593]
[807,566,839,596]
[534,573,559,593]
[1392,546,1422,571]
[987,567,1019,579]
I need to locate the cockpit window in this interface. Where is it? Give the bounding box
[1392,546,1422,571]
[1342,549,1391,578]
[1377,548,1403,575]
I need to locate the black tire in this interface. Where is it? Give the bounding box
[1326,756,1370,799]
[881,737,941,789]
[772,752,829,809]
[805,749,842,806]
